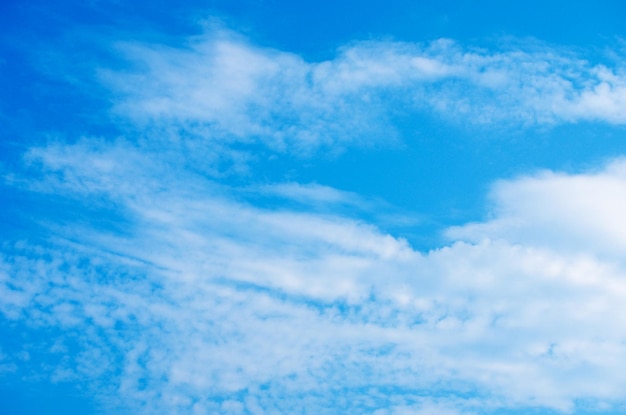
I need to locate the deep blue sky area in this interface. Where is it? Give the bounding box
[3,1,626,414]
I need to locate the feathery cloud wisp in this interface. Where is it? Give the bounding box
[101,31,626,157]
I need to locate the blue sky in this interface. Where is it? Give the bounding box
[3,1,626,414]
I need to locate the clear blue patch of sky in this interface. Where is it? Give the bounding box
[212,0,626,60]
[0,322,101,415]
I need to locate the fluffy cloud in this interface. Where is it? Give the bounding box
[4,139,626,414]
[448,159,626,259]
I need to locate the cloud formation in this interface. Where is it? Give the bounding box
[102,29,626,157]
[4,136,626,414]
[449,160,626,259]
[5,27,626,415]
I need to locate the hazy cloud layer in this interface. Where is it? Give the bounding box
[103,30,626,156]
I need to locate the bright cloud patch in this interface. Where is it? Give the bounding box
[4,136,626,414]
[449,160,626,260]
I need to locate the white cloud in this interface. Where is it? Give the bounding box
[7,27,626,415]
[5,140,626,414]
[253,182,363,207]
[448,158,626,260]
[100,30,626,157]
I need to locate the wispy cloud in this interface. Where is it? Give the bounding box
[253,182,363,207]
[100,29,626,158]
